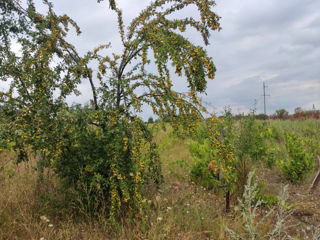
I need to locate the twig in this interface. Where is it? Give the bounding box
[309,155,320,193]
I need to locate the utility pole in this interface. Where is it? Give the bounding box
[262,82,270,115]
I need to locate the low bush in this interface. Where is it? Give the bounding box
[278,133,314,183]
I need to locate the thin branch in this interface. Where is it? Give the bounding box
[60,40,99,110]
[17,76,33,103]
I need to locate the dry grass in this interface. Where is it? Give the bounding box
[0,151,110,240]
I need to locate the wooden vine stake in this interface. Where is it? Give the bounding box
[309,155,320,193]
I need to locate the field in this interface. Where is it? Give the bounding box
[1,119,320,240]
[2,1,320,239]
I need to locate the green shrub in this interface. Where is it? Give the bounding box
[264,147,277,168]
[236,114,267,162]
[193,122,210,143]
[53,106,162,221]
[187,110,237,193]
[278,133,314,183]
[255,182,279,207]
[190,158,220,189]
[188,139,220,189]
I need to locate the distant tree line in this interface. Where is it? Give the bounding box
[233,107,320,120]
[270,107,320,120]
[146,106,320,123]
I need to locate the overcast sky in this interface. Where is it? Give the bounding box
[12,0,320,116]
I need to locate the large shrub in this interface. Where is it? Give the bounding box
[51,106,161,218]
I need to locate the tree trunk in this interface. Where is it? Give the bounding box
[36,152,45,192]
[226,190,230,213]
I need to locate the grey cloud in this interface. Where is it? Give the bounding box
[202,0,320,114]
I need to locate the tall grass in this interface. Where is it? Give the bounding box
[270,119,320,156]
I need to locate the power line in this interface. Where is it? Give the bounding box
[262,82,270,115]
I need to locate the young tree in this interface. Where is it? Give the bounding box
[275,109,289,120]
[0,0,221,222]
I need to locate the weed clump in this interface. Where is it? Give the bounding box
[226,171,293,239]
